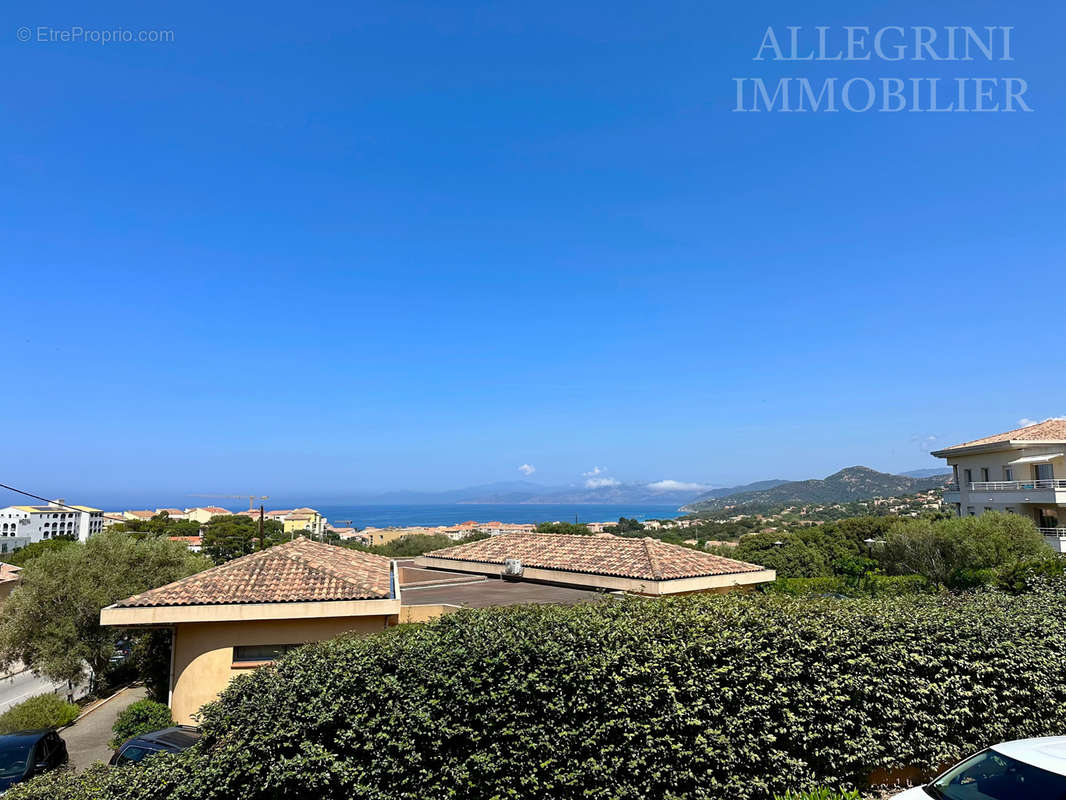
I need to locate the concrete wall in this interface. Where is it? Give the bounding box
[170,615,391,724]
[398,604,462,623]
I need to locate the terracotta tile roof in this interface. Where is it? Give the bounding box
[114,538,393,608]
[936,419,1066,452]
[125,510,155,519]
[423,533,766,581]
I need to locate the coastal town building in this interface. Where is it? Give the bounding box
[184,507,233,525]
[101,538,399,724]
[123,510,156,521]
[933,419,1066,552]
[0,500,105,547]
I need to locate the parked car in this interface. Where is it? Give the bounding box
[109,726,201,767]
[0,729,68,792]
[892,736,1066,799]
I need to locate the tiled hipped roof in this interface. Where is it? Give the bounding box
[938,419,1066,452]
[115,538,392,608]
[424,533,766,581]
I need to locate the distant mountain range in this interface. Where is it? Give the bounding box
[897,468,953,478]
[680,466,950,513]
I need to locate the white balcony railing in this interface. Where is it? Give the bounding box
[969,479,1066,492]
[1040,528,1066,537]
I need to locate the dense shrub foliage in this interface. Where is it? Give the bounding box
[768,574,931,597]
[10,592,1066,800]
[110,699,174,748]
[716,512,1048,592]
[773,790,861,800]
[878,512,1047,587]
[0,692,80,734]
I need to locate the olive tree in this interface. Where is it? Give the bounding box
[0,532,211,688]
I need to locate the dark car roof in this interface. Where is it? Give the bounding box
[0,730,51,743]
[123,726,200,751]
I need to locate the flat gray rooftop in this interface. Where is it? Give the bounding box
[396,559,604,609]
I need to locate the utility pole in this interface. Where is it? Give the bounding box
[257,504,265,550]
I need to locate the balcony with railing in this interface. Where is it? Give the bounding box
[969,479,1066,492]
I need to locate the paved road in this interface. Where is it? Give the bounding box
[0,668,87,713]
[64,685,147,770]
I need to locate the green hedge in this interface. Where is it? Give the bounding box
[9,592,1066,800]
[110,699,173,749]
[773,790,861,800]
[0,692,80,734]
[767,575,931,597]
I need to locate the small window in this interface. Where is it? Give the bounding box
[980,468,990,482]
[1004,466,1014,481]
[232,644,301,666]
[963,469,973,483]
[967,506,975,516]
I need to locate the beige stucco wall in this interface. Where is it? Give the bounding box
[398,604,462,623]
[170,615,391,724]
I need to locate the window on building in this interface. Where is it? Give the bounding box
[967,506,975,516]
[963,469,973,484]
[980,468,990,482]
[1004,466,1014,481]
[1036,463,1055,481]
[232,644,302,666]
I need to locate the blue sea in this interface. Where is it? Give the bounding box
[312,504,683,529]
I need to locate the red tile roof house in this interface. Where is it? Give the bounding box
[101,534,772,724]
[414,533,774,596]
[0,563,22,602]
[101,538,399,724]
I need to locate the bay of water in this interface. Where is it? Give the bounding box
[313,504,683,528]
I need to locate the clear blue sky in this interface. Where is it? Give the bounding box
[2,0,1063,501]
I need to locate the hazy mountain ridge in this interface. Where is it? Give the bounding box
[681,466,949,513]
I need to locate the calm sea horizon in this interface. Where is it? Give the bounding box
[312,504,683,529]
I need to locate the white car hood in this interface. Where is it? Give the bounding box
[888,788,928,800]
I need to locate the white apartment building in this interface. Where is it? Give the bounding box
[0,499,106,549]
[933,419,1066,552]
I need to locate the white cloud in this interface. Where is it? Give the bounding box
[582,466,607,477]
[584,477,620,488]
[1017,416,1064,427]
[517,464,536,476]
[646,479,709,492]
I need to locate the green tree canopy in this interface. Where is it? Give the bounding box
[534,522,591,535]
[109,513,202,538]
[0,532,212,685]
[0,537,78,566]
[878,512,1048,587]
[345,532,489,558]
[201,515,286,563]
